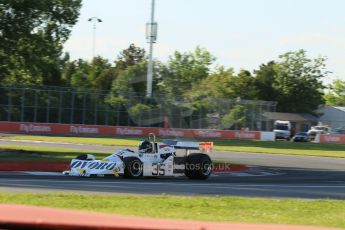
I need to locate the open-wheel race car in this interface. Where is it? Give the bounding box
[63,134,213,180]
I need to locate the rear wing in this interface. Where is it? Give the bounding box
[163,140,214,153]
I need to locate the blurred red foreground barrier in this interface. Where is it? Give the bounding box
[0,205,336,230]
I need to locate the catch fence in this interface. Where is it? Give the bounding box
[0,85,277,130]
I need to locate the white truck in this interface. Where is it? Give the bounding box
[273,120,292,140]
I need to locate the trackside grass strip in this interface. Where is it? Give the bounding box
[0,145,109,162]
[3,135,140,147]
[3,135,345,157]
[0,193,344,229]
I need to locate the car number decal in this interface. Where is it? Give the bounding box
[152,163,165,176]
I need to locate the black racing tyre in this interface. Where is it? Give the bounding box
[123,157,143,178]
[185,153,212,180]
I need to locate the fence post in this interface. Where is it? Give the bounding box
[159,105,163,128]
[82,93,86,124]
[20,88,25,122]
[7,87,12,121]
[138,110,142,127]
[94,93,98,125]
[105,103,109,126]
[251,102,255,131]
[260,103,265,131]
[46,90,50,123]
[190,111,193,129]
[34,90,38,122]
[70,91,75,124]
[116,104,120,126]
[127,98,131,126]
[58,91,63,123]
[199,108,202,129]
[147,107,151,128]
[179,109,183,128]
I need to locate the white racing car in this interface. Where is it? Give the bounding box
[63,134,213,180]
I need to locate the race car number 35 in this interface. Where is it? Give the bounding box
[152,163,165,176]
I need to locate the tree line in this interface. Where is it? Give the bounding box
[1,0,344,129]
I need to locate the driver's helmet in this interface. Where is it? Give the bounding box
[139,140,153,153]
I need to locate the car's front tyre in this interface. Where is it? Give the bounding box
[123,157,143,178]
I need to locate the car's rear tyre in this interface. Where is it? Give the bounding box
[123,157,143,178]
[185,153,212,180]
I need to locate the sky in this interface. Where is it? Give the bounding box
[64,0,345,84]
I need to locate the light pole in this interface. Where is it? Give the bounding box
[146,0,157,98]
[88,17,102,59]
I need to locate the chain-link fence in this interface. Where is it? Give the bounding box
[0,85,277,130]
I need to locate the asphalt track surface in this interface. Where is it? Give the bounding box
[1,139,345,170]
[0,139,345,199]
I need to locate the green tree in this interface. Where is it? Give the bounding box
[253,61,280,101]
[114,43,146,70]
[88,57,113,91]
[253,50,327,113]
[69,59,92,90]
[107,44,165,99]
[107,44,147,93]
[325,80,345,106]
[67,57,114,91]
[230,70,257,100]
[64,45,146,92]
[62,59,78,86]
[187,67,257,112]
[0,0,81,85]
[128,103,154,126]
[107,59,164,127]
[221,105,250,130]
[111,61,148,96]
[274,50,326,112]
[160,47,214,97]
[188,67,236,100]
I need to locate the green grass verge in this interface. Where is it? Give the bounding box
[214,140,345,158]
[3,135,140,147]
[0,145,232,164]
[3,135,345,157]
[0,145,109,162]
[0,193,344,229]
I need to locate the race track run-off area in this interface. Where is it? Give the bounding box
[0,140,344,199]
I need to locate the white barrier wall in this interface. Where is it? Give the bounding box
[260,132,275,141]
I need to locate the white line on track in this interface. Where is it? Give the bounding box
[20,170,284,177]
[23,172,63,176]
[1,179,344,188]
